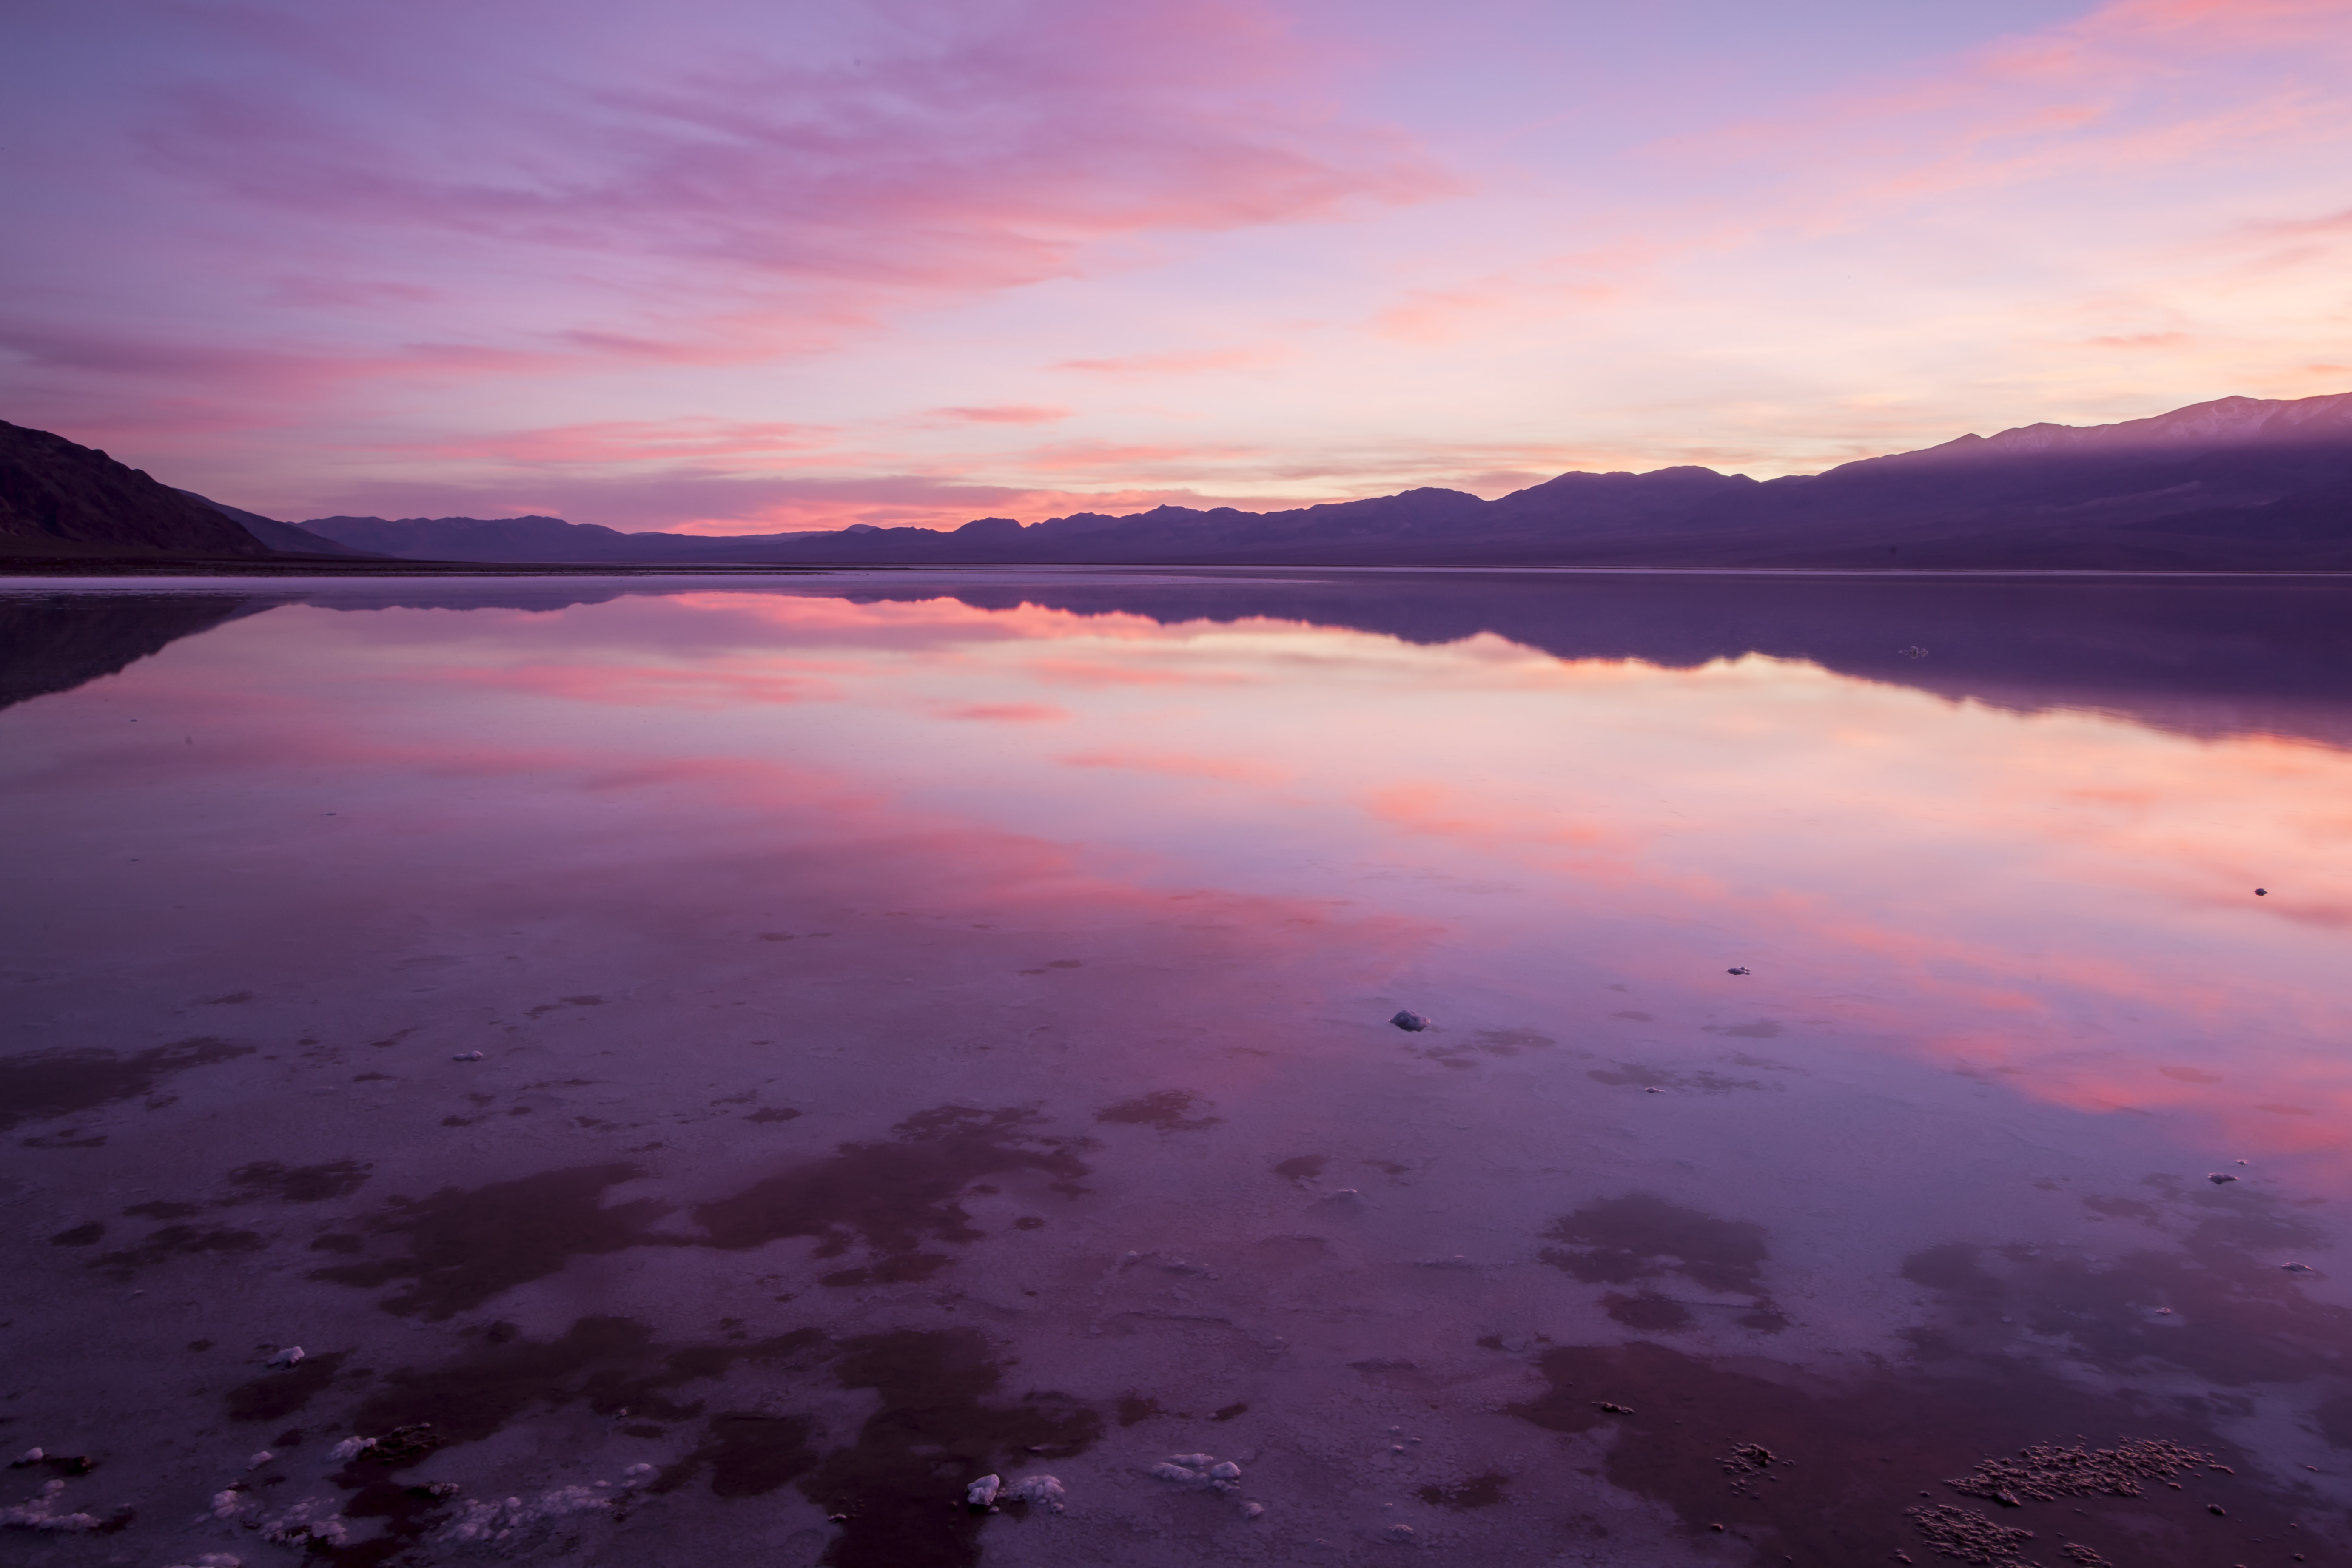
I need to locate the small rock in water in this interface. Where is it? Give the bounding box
[1644,1087,1663,1094]
[1726,966,1751,976]
[1596,1402,1635,1416]
[2209,1174,2237,1186]
[453,1050,485,1062]
[2284,1263,2315,1274]
[965,1474,1000,1510]
[2255,888,2267,896]
[1390,1010,1431,1032]
[267,1346,305,1367]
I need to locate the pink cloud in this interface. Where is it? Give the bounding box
[935,702,1071,723]
[1052,347,1282,375]
[1059,748,1291,785]
[925,405,1073,425]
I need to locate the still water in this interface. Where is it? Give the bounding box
[3,569,2349,1568]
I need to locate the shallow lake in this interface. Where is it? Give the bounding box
[3,569,2350,1568]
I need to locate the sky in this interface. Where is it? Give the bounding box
[7,0,2352,534]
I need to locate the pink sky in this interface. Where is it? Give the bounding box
[9,0,2352,532]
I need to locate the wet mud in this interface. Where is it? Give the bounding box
[307,1163,677,1319]
[1503,1339,2326,1568]
[1094,1090,1221,1131]
[692,1107,1093,1281]
[0,1036,251,1131]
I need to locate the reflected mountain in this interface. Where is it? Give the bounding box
[0,593,263,711]
[10,571,2350,749]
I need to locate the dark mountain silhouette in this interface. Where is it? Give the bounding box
[0,592,264,710]
[294,391,2352,570]
[14,571,2345,752]
[0,422,275,559]
[176,492,382,558]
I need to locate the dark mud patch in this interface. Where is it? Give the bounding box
[1604,1291,1696,1332]
[47,1221,103,1246]
[91,1223,264,1275]
[1418,1471,1509,1509]
[1095,1090,1220,1131]
[225,1158,371,1204]
[801,1328,1102,1568]
[228,1351,350,1423]
[1503,1340,2302,1568]
[1273,1154,1327,1184]
[1541,1193,1769,1295]
[1116,1394,1165,1426]
[308,1163,678,1320]
[344,1316,824,1459]
[659,1412,819,1497]
[1411,1028,1576,1069]
[1704,1019,1783,1039]
[746,1106,803,1124]
[0,1036,252,1131]
[693,1107,1093,1286]
[1588,1062,1771,1093]
[122,1200,198,1219]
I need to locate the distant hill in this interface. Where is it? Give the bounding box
[176,492,382,558]
[0,422,273,559]
[296,390,2352,570]
[295,512,823,563]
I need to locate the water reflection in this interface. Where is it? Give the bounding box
[3,570,2349,1568]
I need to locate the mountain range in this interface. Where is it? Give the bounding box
[6,392,2350,569]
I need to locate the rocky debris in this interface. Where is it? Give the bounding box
[2059,1546,2110,1566]
[1906,1502,2034,1565]
[1946,1439,2207,1503]
[209,1489,245,1520]
[265,1346,305,1368]
[0,1479,104,1532]
[255,1496,348,1547]
[8,1448,92,1476]
[329,1436,377,1462]
[1391,1011,1431,1033]
[1152,1454,1244,1497]
[442,1485,615,1544]
[1720,1443,1785,1496]
[1002,1474,1068,1512]
[966,1474,1000,1510]
[1595,1402,1635,1416]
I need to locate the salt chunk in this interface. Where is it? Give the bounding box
[328,1437,377,1461]
[267,1346,305,1368]
[1208,1461,1242,1480]
[1150,1463,1204,1484]
[10,1449,39,1466]
[1243,1501,1266,1518]
[1170,1454,1218,1469]
[247,1451,273,1467]
[965,1474,1001,1508]
[210,1489,244,1519]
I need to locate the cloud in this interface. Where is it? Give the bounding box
[1052,347,1284,375]
[924,405,1073,425]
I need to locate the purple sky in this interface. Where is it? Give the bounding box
[10,0,2352,532]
